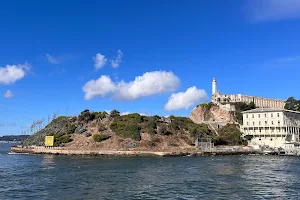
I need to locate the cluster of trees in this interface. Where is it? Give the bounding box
[108,112,214,143]
[214,124,245,145]
[168,115,213,140]
[232,102,256,124]
[110,113,143,141]
[284,97,300,111]
[78,110,108,123]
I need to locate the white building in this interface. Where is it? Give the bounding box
[211,78,285,109]
[240,108,300,149]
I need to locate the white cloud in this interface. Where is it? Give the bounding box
[111,50,123,68]
[93,53,107,69]
[4,90,13,98]
[82,75,116,100]
[82,71,180,101]
[164,86,208,111]
[247,0,300,22]
[0,63,30,85]
[121,111,131,116]
[115,71,180,101]
[45,53,59,64]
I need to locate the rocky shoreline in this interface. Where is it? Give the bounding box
[11,146,258,157]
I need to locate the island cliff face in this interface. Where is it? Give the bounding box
[189,103,236,124]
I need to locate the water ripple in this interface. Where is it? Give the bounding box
[1,144,300,199]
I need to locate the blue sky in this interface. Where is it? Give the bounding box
[1,0,300,135]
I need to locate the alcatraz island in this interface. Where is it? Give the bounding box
[11,78,300,156]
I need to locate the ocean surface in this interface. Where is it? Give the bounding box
[1,143,300,200]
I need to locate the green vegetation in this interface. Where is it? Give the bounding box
[158,124,172,136]
[110,109,120,118]
[232,102,256,124]
[169,116,213,140]
[214,124,245,145]
[92,111,108,120]
[53,133,72,147]
[98,123,106,132]
[197,102,214,110]
[78,110,109,123]
[122,113,144,123]
[146,119,157,135]
[45,116,67,128]
[93,134,110,142]
[110,121,141,141]
[78,109,95,123]
[66,124,77,134]
[285,97,300,111]
[23,107,244,148]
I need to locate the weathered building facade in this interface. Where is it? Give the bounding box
[211,78,285,109]
[240,108,300,149]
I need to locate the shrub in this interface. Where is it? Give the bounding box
[147,120,157,134]
[78,109,94,123]
[122,113,143,123]
[66,124,77,134]
[147,140,156,147]
[93,134,110,142]
[153,115,160,120]
[158,125,172,136]
[98,123,106,132]
[110,121,141,141]
[54,135,72,146]
[214,124,245,145]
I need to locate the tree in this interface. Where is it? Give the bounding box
[214,124,245,145]
[110,109,120,118]
[285,97,300,111]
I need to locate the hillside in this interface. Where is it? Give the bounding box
[22,109,219,151]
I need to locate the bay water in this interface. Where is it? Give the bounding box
[1,143,300,199]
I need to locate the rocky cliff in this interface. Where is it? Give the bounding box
[189,103,236,123]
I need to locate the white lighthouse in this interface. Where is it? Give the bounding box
[212,78,217,95]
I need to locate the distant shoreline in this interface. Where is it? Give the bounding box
[11,146,258,157]
[0,141,21,144]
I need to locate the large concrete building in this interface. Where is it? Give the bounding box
[212,78,285,109]
[240,108,300,149]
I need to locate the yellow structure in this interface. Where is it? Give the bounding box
[45,136,54,147]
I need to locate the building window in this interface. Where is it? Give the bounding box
[252,114,254,118]
[265,121,267,125]
[277,113,280,117]
[247,122,249,125]
[253,122,255,125]
[259,121,261,125]
[265,114,267,117]
[259,129,262,133]
[246,114,248,118]
[272,121,274,125]
[278,121,280,125]
[271,113,273,117]
[258,114,260,118]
